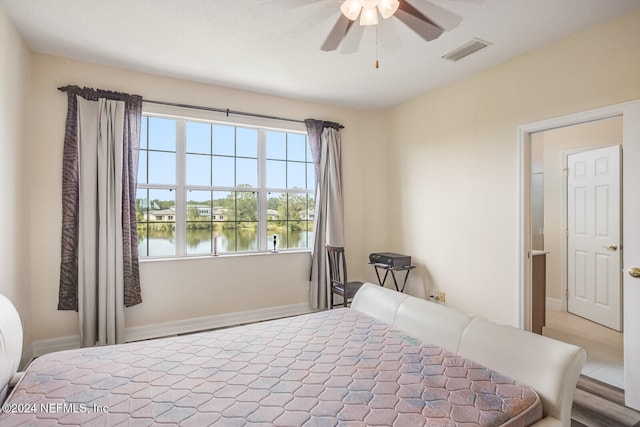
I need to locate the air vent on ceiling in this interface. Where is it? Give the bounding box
[442,38,491,62]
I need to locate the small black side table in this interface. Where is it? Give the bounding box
[370,263,415,293]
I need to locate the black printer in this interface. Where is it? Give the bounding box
[368,252,411,268]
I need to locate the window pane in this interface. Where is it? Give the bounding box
[137,151,147,184]
[136,189,149,257]
[267,192,283,221]
[213,125,235,156]
[186,154,211,186]
[264,192,314,250]
[148,117,176,151]
[288,133,307,161]
[219,230,237,253]
[186,121,211,154]
[266,131,286,160]
[213,191,231,212]
[185,190,212,255]
[266,191,284,250]
[303,221,314,249]
[186,223,213,255]
[306,137,313,162]
[266,232,278,251]
[307,194,316,222]
[148,189,175,212]
[306,163,315,190]
[136,188,149,215]
[299,195,315,249]
[236,127,258,158]
[213,156,235,187]
[267,160,286,188]
[148,151,176,185]
[237,191,258,221]
[145,189,176,257]
[186,190,212,221]
[287,162,306,189]
[237,225,258,252]
[212,190,232,254]
[236,158,257,187]
[287,193,307,220]
[140,116,148,149]
[288,221,306,249]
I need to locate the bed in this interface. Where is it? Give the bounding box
[0,285,584,426]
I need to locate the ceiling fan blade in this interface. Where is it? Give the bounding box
[411,0,463,31]
[260,0,320,8]
[379,20,403,54]
[340,23,365,54]
[321,14,354,51]
[395,0,445,41]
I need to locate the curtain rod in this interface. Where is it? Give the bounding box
[144,98,310,126]
[145,99,343,129]
[58,87,344,129]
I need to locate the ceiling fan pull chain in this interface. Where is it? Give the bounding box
[375,26,380,69]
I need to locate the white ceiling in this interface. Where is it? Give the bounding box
[2,0,640,110]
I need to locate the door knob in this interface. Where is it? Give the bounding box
[629,267,640,278]
[604,244,618,251]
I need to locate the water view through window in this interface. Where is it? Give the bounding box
[136,115,315,257]
[137,227,314,257]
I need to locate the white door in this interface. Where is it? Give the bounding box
[567,145,622,331]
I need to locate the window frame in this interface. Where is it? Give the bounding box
[137,106,314,259]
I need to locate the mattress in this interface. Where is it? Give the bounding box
[0,309,542,426]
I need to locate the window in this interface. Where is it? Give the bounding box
[136,114,315,258]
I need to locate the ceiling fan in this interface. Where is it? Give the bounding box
[321,0,463,52]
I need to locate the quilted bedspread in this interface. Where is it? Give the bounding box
[0,309,542,426]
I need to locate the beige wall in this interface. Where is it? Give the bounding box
[27,53,390,341]
[0,8,32,357]
[388,9,640,325]
[537,118,622,301]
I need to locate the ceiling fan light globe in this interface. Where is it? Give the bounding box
[378,0,399,19]
[341,0,363,21]
[359,6,379,25]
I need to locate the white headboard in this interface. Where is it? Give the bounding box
[0,293,23,402]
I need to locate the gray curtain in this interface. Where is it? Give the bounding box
[58,86,142,345]
[305,119,344,310]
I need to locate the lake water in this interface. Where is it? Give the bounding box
[138,227,313,257]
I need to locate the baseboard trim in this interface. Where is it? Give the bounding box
[546,297,562,311]
[125,302,313,343]
[31,302,313,357]
[32,334,81,357]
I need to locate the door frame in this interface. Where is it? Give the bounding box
[517,99,640,409]
[559,148,587,313]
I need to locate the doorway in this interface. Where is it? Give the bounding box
[517,99,640,411]
[530,118,623,387]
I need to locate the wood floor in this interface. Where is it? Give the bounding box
[572,375,640,426]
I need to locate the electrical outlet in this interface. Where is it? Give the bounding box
[429,289,445,304]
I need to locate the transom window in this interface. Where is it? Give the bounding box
[136,114,315,258]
